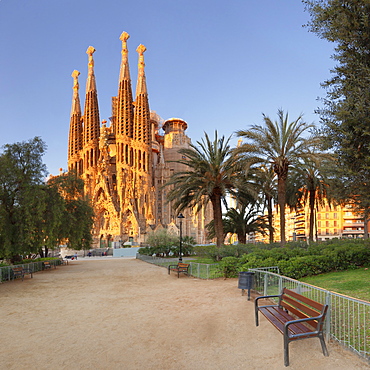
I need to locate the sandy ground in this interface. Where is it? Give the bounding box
[0,258,369,370]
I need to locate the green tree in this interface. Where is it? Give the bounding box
[48,171,94,250]
[0,137,48,261]
[207,206,267,244]
[236,110,319,245]
[165,131,240,248]
[287,155,332,242]
[35,184,65,257]
[146,229,178,257]
[253,165,277,243]
[304,0,370,219]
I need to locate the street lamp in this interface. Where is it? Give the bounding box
[178,213,185,262]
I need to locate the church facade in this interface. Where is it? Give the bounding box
[67,32,212,248]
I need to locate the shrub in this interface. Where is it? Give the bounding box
[278,255,333,279]
[217,239,370,280]
[218,257,241,278]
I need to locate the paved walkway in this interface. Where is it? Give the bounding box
[0,259,368,369]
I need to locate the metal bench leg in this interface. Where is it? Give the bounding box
[319,333,329,357]
[284,335,289,367]
[255,307,259,326]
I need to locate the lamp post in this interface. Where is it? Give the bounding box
[178,213,185,262]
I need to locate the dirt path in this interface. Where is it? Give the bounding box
[0,258,368,370]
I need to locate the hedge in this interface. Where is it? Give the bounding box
[217,240,370,279]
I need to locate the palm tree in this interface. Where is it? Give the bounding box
[223,206,267,244]
[205,206,267,244]
[287,155,332,242]
[235,109,319,245]
[165,131,240,248]
[253,165,277,243]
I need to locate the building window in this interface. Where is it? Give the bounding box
[334,213,338,219]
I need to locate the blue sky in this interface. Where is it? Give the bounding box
[0,0,334,176]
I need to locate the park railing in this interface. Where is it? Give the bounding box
[249,268,370,363]
[136,254,222,279]
[0,259,61,282]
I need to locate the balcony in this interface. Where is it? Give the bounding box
[342,229,364,235]
[343,222,364,227]
[343,214,362,220]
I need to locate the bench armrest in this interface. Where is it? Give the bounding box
[255,294,281,307]
[285,313,326,326]
[283,313,327,336]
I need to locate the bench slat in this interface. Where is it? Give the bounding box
[282,296,319,316]
[284,288,325,311]
[266,308,310,334]
[260,307,311,336]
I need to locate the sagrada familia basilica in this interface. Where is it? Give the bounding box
[67,32,212,248]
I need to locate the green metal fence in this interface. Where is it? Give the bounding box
[0,259,61,282]
[136,254,222,279]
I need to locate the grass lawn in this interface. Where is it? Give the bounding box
[300,267,370,302]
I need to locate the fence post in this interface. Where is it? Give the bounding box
[264,273,268,296]
[278,275,282,293]
[325,292,331,340]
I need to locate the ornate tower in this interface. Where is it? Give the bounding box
[112,33,154,241]
[82,46,100,197]
[115,32,134,139]
[68,70,83,174]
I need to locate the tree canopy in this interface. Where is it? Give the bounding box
[165,131,241,247]
[304,0,370,217]
[236,110,320,245]
[0,138,94,261]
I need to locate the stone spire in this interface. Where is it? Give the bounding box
[135,44,147,96]
[68,70,83,171]
[86,46,97,92]
[83,46,100,150]
[71,70,81,116]
[116,32,134,138]
[134,44,151,145]
[119,31,131,81]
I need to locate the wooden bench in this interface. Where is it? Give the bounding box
[255,287,329,367]
[168,263,190,278]
[12,266,33,281]
[43,261,55,269]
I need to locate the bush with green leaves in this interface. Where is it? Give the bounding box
[194,243,265,262]
[218,240,370,279]
[218,257,241,278]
